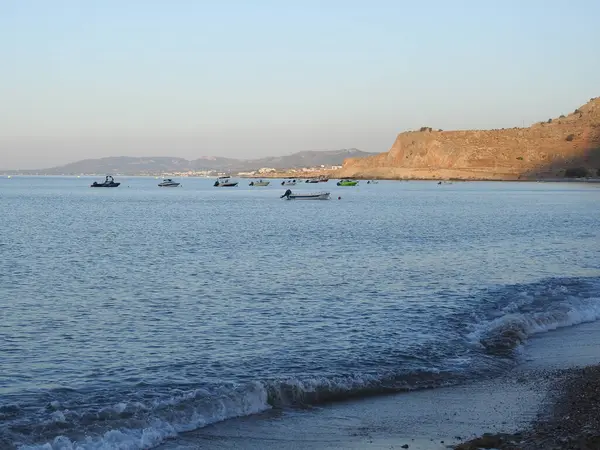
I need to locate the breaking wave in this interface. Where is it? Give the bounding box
[468,277,600,354]
[12,276,600,450]
[15,370,462,450]
[16,383,270,450]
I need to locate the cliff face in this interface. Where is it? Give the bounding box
[339,98,600,180]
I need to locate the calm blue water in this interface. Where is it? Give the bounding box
[1,177,599,449]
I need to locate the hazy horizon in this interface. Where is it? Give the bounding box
[2,0,599,170]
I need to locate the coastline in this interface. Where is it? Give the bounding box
[241,172,600,183]
[3,172,600,183]
[456,319,600,450]
[158,318,600,450]
[456,365,600,450]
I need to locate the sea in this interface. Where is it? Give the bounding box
[0,176,599,449]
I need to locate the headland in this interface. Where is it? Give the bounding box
[337,98,600,181]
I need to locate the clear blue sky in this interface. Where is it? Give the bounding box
[1,0,599,169]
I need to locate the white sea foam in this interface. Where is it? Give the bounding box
[468,280,600,352]
[18,278,600,449]
[19,382,270,450]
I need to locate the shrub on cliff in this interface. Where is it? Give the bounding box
[564,167,588,178]
[574,108,581,114]
[419,127,432,132]
[559,114,566,118]
[516,156,524,160]
[547,118,552,123]
[566,134,575,141]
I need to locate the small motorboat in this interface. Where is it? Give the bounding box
[214,176,238,187]
[249,180,270,186]
[158,178,180,187]
[318,177,329,182]
[305,178,320,183]
[280,189,330,200]
[91,175,120,188]
[281,179,297,186]
[337,179,359,186]
[366,180,379,184]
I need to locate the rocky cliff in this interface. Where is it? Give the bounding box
[339,98,600,180]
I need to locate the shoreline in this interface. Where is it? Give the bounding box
[456,365,600,450]
[3,173,600,183]
[241,174,600,183]
[158,318,600,450]
[456,319,600,450]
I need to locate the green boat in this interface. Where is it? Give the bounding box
[337,179,359,186]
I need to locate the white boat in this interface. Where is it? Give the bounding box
[249,180,270,186]
[280,189,330,200]
[214,176,238,187]
[158,178,180,187]
[281,179,297,186]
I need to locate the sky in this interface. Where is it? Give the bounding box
[1,0,599,169]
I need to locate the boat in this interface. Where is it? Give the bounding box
[158,178,180,187]
[337,179,359,186]
[305,175,329,183]
[366,180,379,184]
[91,175,120,188]
[214,176,238,187]
[280,189,330,200]
[249,180,270,186]
[281,179,297,186]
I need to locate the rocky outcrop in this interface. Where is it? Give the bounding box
[338,98,600,180]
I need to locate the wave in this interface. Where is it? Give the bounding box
[13,365,477,450]
[17,383,270,450]
[16,369,466,450]
[14,276,600,450]
[468,277,600,355]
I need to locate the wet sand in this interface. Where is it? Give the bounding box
[457,365,600,449]
[160,320,600,450]
[164,375,545,449]
[457,320,600,450]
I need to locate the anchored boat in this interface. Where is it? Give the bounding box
[280,189,330,200]
[337,179,359,186]
[158,178,180,187]
[305,176,329,183]
[91,175,120,188]
[249,180,270,186]
[214,176,239,187]
[281,179,297,186]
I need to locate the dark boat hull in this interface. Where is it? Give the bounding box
[90,183,120,188]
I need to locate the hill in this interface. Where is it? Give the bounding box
[338,98,600,180]
[24,149,374,175]
[240,149,371,170]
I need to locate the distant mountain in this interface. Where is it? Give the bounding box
[236,149,373,170]
[17,149,375,175]
[39,157,194,175]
